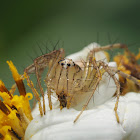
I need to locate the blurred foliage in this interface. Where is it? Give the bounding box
[0,0,140,89]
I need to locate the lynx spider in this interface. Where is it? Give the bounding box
[24,43,140,123]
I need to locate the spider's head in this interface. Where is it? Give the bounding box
[58,59,75,69]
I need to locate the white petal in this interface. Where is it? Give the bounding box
[26,43,140,140]
[25,92,140,140]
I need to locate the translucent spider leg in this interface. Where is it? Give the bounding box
[24,71,43,116]
[45,49,65,110]
[66,52,97,108]
[34,59,46,115]
[66,64,83,109]
[92,43,136,63]
[92,43,130,54]
[115,69,140,87]
[82,51,95,91]
[74,58,102,123]
[24,49,65,113]
[99,61,120,123]
[91,43,139,87]
[82,51,103,91]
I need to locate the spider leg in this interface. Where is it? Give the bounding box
[99,61,120,123]
[74,58,102,123]
[34,59,46,115]
[45,83,52,110]
[91,43,137,63]
[83,52,95,90]
[82,50,105,91]
[112,68,140,87]
[25,49,65,113]
[66,89,74,109]
[92,43,130,54]
[66,64,83,108]
[66,51,97,108]
[79,50,97,91]
[45,50,65,110]
[24,70,43,116]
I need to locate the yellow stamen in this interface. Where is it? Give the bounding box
[113,52,140,95]
[7,61,21,81]
[0,126,12,140]
[0,80,13,99]
[7,61,26,96]
[0,61,33,139]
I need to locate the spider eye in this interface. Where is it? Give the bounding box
[67,64,71,66]
[61,63,65,66]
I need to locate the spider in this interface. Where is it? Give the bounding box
[23,43,140,123]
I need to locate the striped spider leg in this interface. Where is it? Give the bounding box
[73,49,120,123]
[24,48,65,116]
[74,43,140,123]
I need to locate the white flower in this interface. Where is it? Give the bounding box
[25,43,140,140]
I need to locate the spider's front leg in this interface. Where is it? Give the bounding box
[44,57,63,110]
[34,59,46,115]
[45,49,65,110]
[24,59,46,115]
[25,49,65,115]
[24,68,44,116]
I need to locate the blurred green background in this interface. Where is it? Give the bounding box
[0,0,140,89]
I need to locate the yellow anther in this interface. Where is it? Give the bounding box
[7,61,22,81]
